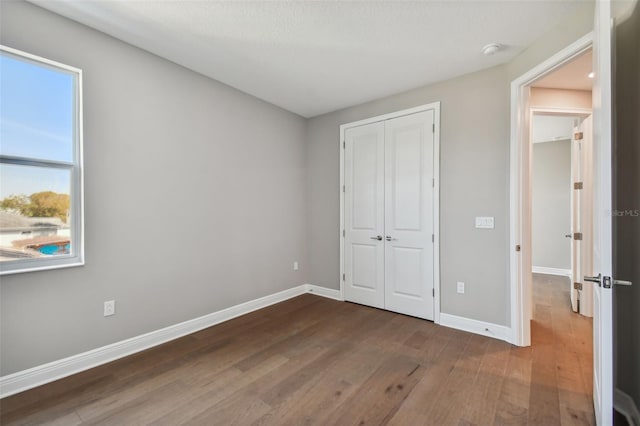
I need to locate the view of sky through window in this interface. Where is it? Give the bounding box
[1,53,74,164]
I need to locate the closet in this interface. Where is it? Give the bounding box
[341,105,439,320]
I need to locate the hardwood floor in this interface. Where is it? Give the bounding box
[0,275,593,425]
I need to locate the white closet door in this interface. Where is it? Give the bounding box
[384,111,435,320]
[344,122,385,308]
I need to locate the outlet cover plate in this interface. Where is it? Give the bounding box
[104,300,115,317]
[475,216,495,229]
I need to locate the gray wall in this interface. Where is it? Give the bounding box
[0,1,308,375]
[532,140,572,270]
[614,0,640,410]
[307,66,512,326]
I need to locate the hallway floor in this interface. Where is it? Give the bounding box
[531,272,595,425]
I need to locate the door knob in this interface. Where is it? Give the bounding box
[565,234,572,238]
[385,236,397,241]
[614,279,632,286]
[370,235,383,241]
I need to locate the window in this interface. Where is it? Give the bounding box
[0,45,84,274]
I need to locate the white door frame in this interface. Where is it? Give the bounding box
[339,102,441,324]
[510,33,593,346]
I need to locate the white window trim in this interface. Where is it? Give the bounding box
[0,45,84,275]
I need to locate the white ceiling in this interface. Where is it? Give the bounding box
[31,0,587,118]
[533,49,593,91]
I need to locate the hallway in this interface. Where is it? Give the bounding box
[530,273,595,424]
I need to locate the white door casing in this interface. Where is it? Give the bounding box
[510,33,593,348]
[344,122,385,309]
[592,0,614,423]
[384,111,435,320]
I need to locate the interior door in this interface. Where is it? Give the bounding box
[344,122,385,308]
[591,0,614,423]
[579,115,595,317]
[571,118,584,313]
[384,111,435,320]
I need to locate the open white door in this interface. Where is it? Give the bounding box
[589,1,614,423]
[571,115,594,317]
[571,118,584,313]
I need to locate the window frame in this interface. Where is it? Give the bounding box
[0,45,84,275]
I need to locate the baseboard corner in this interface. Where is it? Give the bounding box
[439,312,512,343]
[305,284,343,301]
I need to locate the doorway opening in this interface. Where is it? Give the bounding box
[510,30,600,421]
[511,36,597,422]
[531,110,593,316]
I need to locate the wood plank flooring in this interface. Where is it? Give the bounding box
[0,274,593,425]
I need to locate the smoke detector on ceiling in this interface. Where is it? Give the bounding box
[481,43,502,56]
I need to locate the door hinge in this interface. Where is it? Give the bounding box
[432,178,435,187]
[574,232,583,240]
[574,131,584,140]
[432,123,435,133]
[343,141,345,149]
[432,234,434,243]
[432,288,435,297]
[574,182,584,190]
[342,229,345,237]
[342,273,345,281]
[343,185,345,193]
[573,282,583,290]
[516,245,521,252]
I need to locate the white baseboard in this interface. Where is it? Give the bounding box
[439,313,512,343]
[615,388,640,426]
[0,284,309,399]
[532,266,572,277]
[305,284,343,301]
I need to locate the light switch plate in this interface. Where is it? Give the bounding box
[475,216,495,229]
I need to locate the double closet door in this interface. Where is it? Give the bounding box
[344,110,435,320]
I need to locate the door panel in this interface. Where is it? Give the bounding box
[344,122,385,308]
[384,111,435,320]
[390,247,423,297]
[592,0,613,423]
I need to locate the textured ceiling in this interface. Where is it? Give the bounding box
[31,0,588,117]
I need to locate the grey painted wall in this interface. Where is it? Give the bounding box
[0,1,308,375]
[613,0,640,410]
[532,140,572,270]
[307,65,512,326]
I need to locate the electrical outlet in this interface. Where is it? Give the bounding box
[457,282,465,294]
[293,261,299,271]
[104,300,115,317]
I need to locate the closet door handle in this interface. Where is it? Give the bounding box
[370,235,383,241]
[385,236,397,241]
